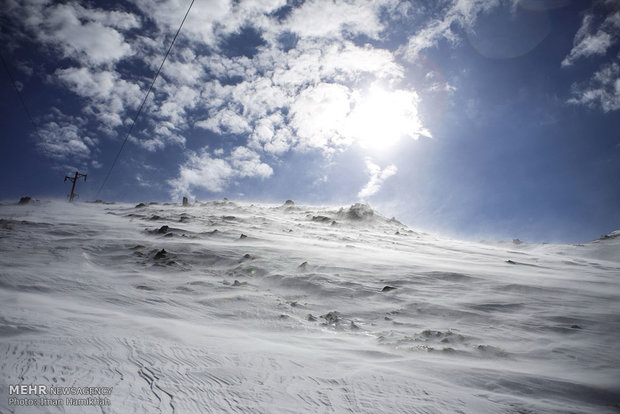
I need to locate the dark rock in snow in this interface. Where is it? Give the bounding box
[307,314,317,322]
[298,261,308,270]
[571,325,582,329]
[345,203,374,220]
[135,203,146,208]
[18,197,33,205]
[182,197,189,206]
[157,225,169,234]
[154,249,167,259]
[321,311,340,325]
[506,260,516,264]
[240,234,248,239]
[381,286,397,292]
[312,215,331,223]
[284,200,295,206]
[136,285,155,291]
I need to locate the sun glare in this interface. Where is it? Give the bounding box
[345,84,429,151]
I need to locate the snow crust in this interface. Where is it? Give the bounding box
[0,200,619,413]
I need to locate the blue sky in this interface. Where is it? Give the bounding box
[1,0,618,243]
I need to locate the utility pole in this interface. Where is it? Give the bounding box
[64,171,87,202]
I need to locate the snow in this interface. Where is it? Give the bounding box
[0,200,619,413]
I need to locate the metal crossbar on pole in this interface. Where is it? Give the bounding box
[65,171,87,202]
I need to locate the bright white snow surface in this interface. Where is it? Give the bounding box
[0,200,619,414]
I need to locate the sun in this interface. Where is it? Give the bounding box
[344,84,430,151]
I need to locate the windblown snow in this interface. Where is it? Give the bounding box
[0,200,618,413]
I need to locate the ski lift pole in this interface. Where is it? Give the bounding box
[64,171,87,202]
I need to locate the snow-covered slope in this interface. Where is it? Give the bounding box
[1,200,618,413]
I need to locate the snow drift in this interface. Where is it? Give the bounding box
[0,200,618,413]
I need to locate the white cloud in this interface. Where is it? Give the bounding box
[7,0,437,193]
[289,82,354,152]
[55,67,142,129]
[562,6,620,112]
[196,108,251,134]
[284,0,384,39]
[562,12,620,67]
[358,158,398,199]
[168,147,273,199]
[37,120,92,163]
[400,0,499,61]
[568,61,620,112]
[18,1,138,66]
[229,146,274,178]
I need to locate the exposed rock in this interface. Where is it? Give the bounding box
[182,197,189,206]
[346,203,374,220]
[284,200,295,206]
[307,314,317,322]
[18,197,32,205]
[381,286,397,292]
[239,234,248,239]
[154,249,167,259]
[321,311,340,325]
[157,225,169,234]
[135,203,146,208]
[312,215,331,223]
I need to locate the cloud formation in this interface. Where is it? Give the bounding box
[16,0,609,198]
[562,11,619,67]
[562,5,620,112]
[168,147,273,200]
[400,0,499,62]
[358,158,398,199]
[568,61,620,112]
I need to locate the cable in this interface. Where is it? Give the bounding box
[96,0,195,197]
[0,52,46,143]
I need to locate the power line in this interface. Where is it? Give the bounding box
[0,52,46,143]
[96,0,196,197]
